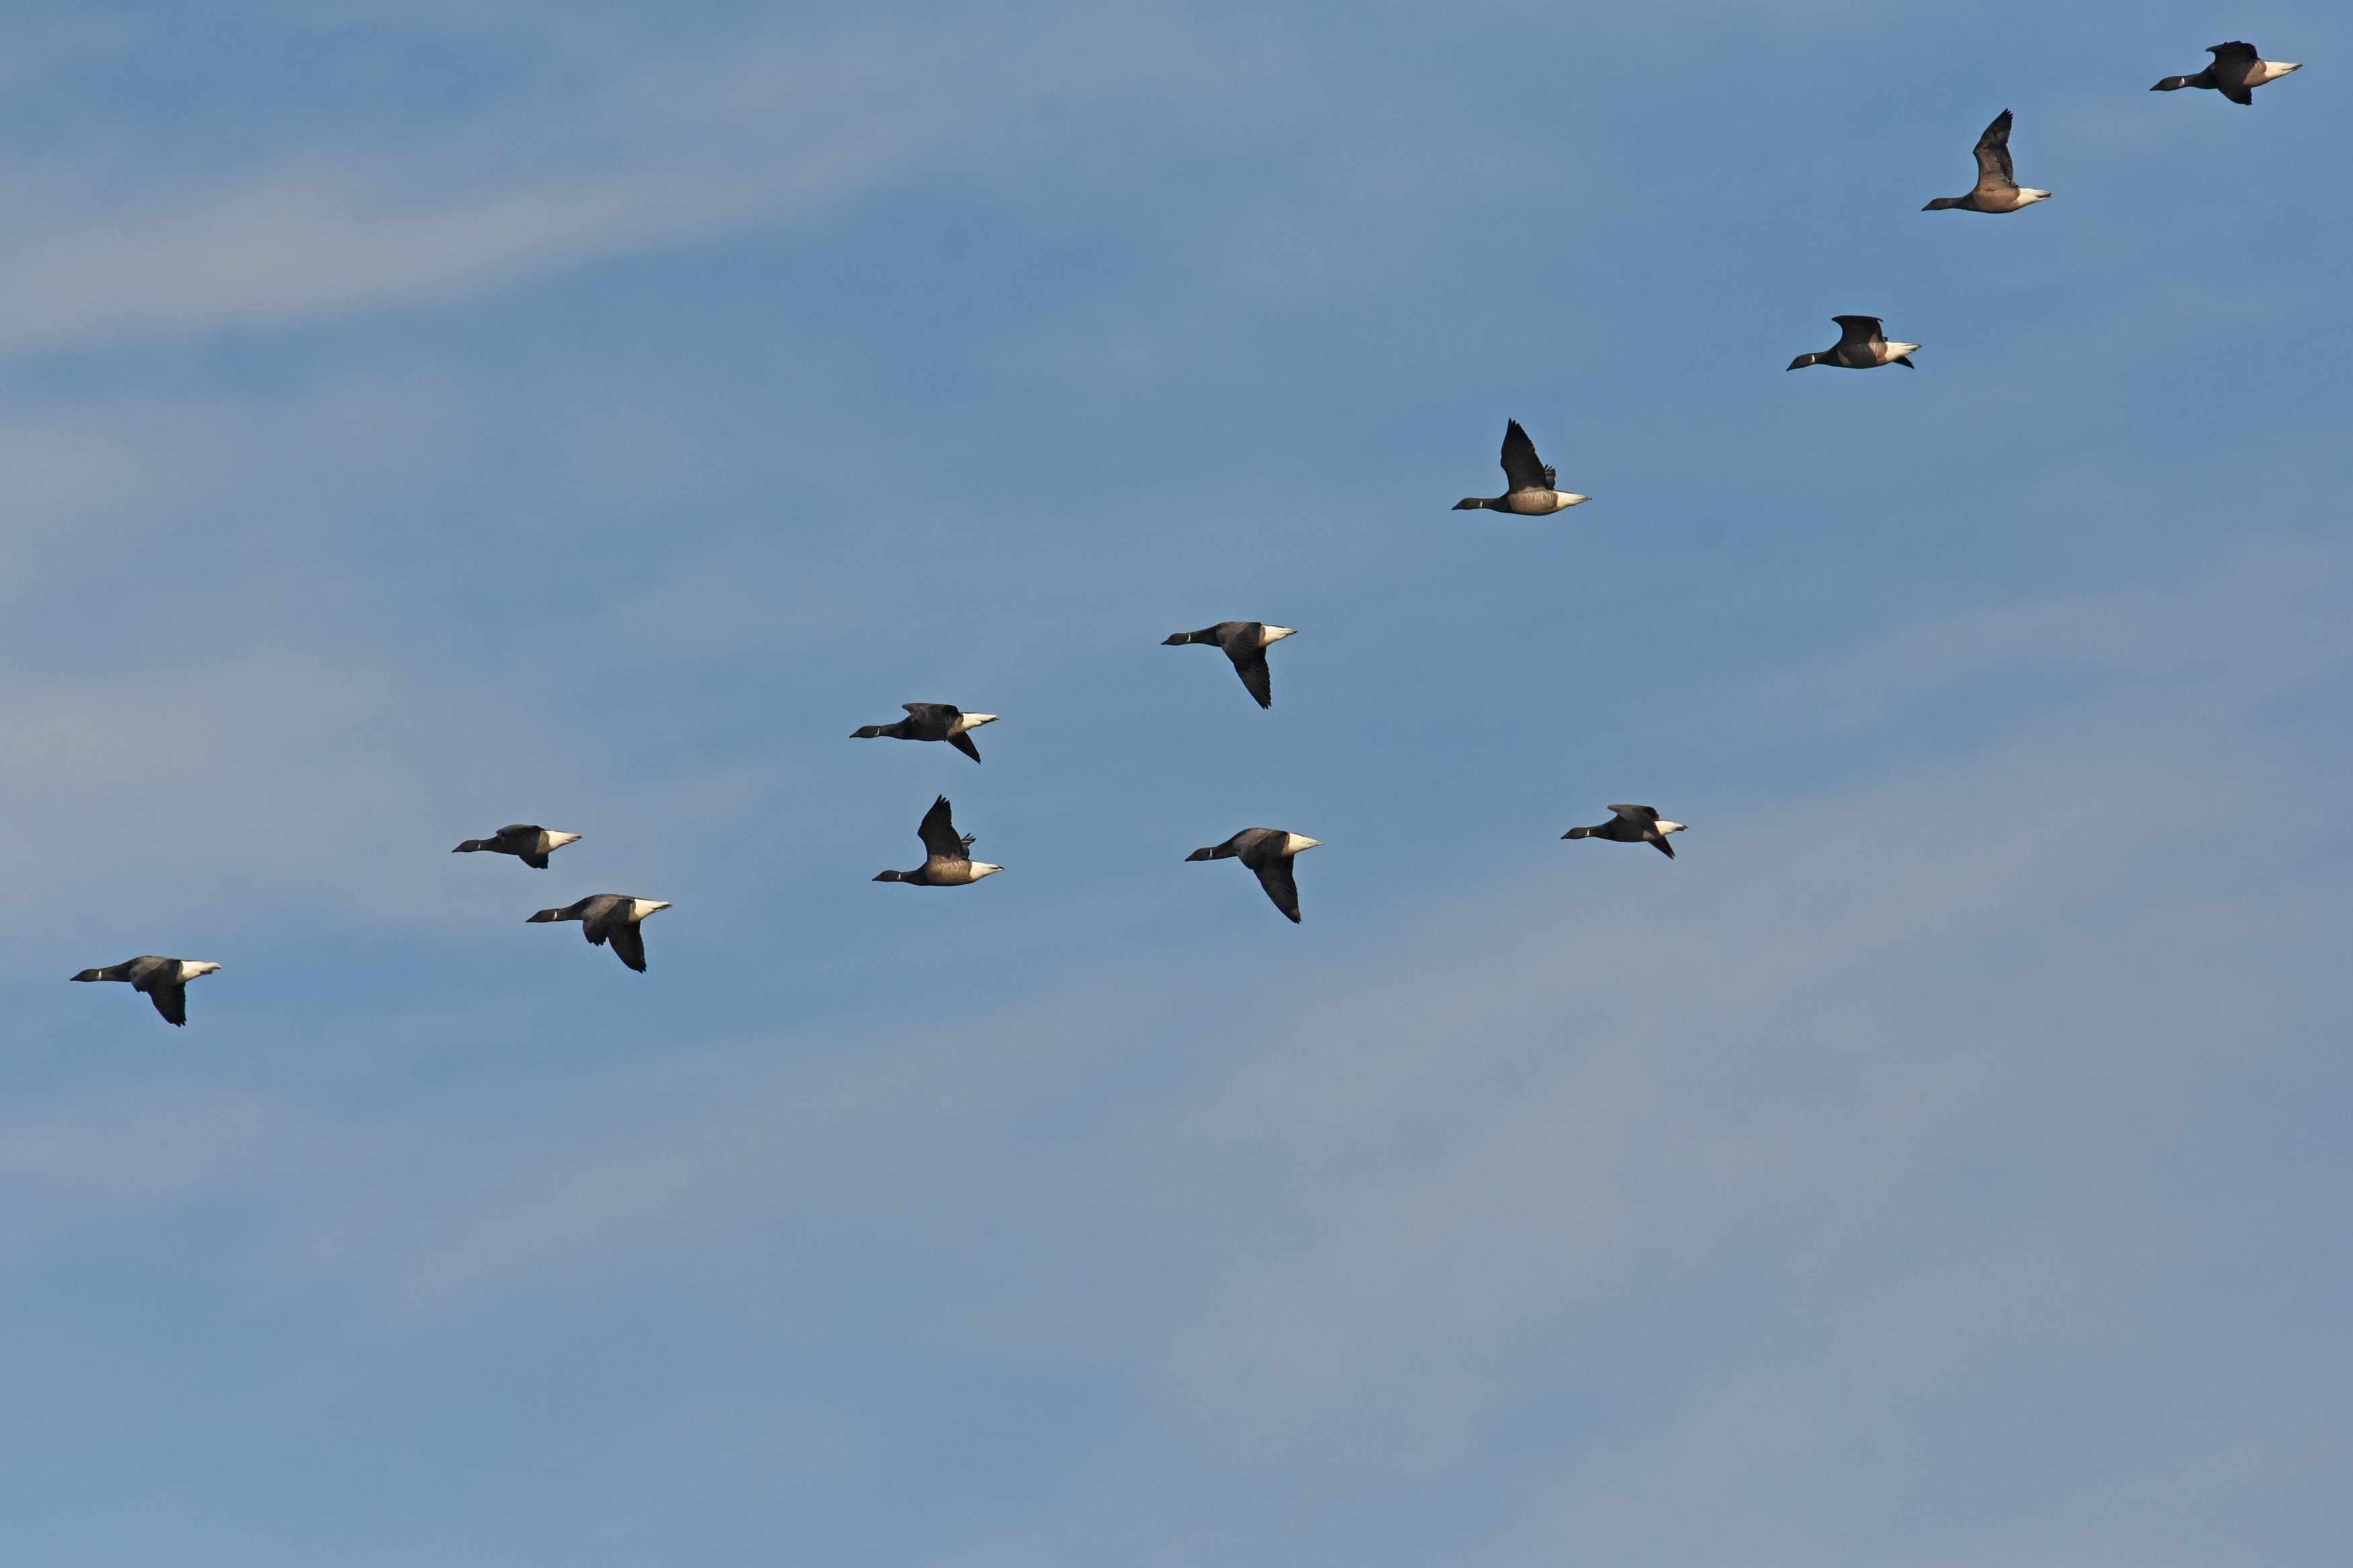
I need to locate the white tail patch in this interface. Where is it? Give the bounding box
[1657,821,1687,835]
[2261,61,2301,81]
[629,899,672,920]
[1282,834,1323,854]
[1259,626,1297,646]
[177,960,223,981]
[1552,492,1591,511]
[545,831,582,849]
[1884,342,1921,362]
[951,713,999,733]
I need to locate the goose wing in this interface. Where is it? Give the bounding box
[902,703,959,724]
[1228,646,1273,708]
[1609,804,1662,824]
[143,980,190,1026]
[916,795,965,861]
[1831,316,1885,356]
[2208,40,2258,63]
[608,921,649,973]
[1499,419,1555,493]
[1252,854,1303,923]
[1972,110,2016,190]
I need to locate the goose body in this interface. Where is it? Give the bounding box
[851,703,1000,763]
[1454,419,1589,513]
[1923,110,2050,213]
[874,794,1002,886]
[526,894,670,971]
[1562,804,1686,859]
[2153,42,2300,105]
[1187,827,1322,923]
[71,955,221,1026]
[1788,316,1919,371]
[1163,622,1295,709]
[453,823,582,869]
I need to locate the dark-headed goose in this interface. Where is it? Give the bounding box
[1187,828,1322,923]
[874,795,1002,886]
[2153,42,2300,105]
[1562,804,1685,859]
[1454,419,1589,514]
[1164,622,1295,709]
[454,824,582,869]
[1923,110,2050,212]
[71,956,221,1026]
[852,703,998,763]
[526,895,670,972]
[1788,317,1918,370]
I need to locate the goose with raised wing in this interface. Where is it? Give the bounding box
[874,795,1002,886]
[1453,419,1589,514]
[2153,42,2300,105]
[71,956,221,1026]
[526,895,670,972]
[1187,828,1322,923]
[1562,805,1686,860]
[1923,110,2050,213]
[1788,317,1919,370]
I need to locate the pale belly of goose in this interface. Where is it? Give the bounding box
[1505,490,1586,514]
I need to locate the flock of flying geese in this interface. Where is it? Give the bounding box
[68,40,2305,1025]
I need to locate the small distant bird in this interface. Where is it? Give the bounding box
[526,895,670,972]
[1788,317,1919,371]
[1164,622,1296,709]
[1187,828,1322,923]
[453,824,582,869]
[850,703,999,763]
[1562,804,1687,859]
[874,795,1003,886]
[2152,42,2300,105]
[1923,110,2050,213]
[71,956,221,1026]
[1453,419,1590,514]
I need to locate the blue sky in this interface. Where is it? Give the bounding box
[1,1,2348,1563]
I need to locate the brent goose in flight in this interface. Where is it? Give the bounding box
[1563,804,1686,859]
[526,895,670,972]
[874,795,1002,886]
[1164,622,1295,709]
[851,703,999,763]
[1453,419,1590,513]
[453,824,582,869]
[1788,317,1919,370]
[1187,828,1322,923]
[1923,110,2050,212]
[71,956,221,1026]
[2153,42,2301,105]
